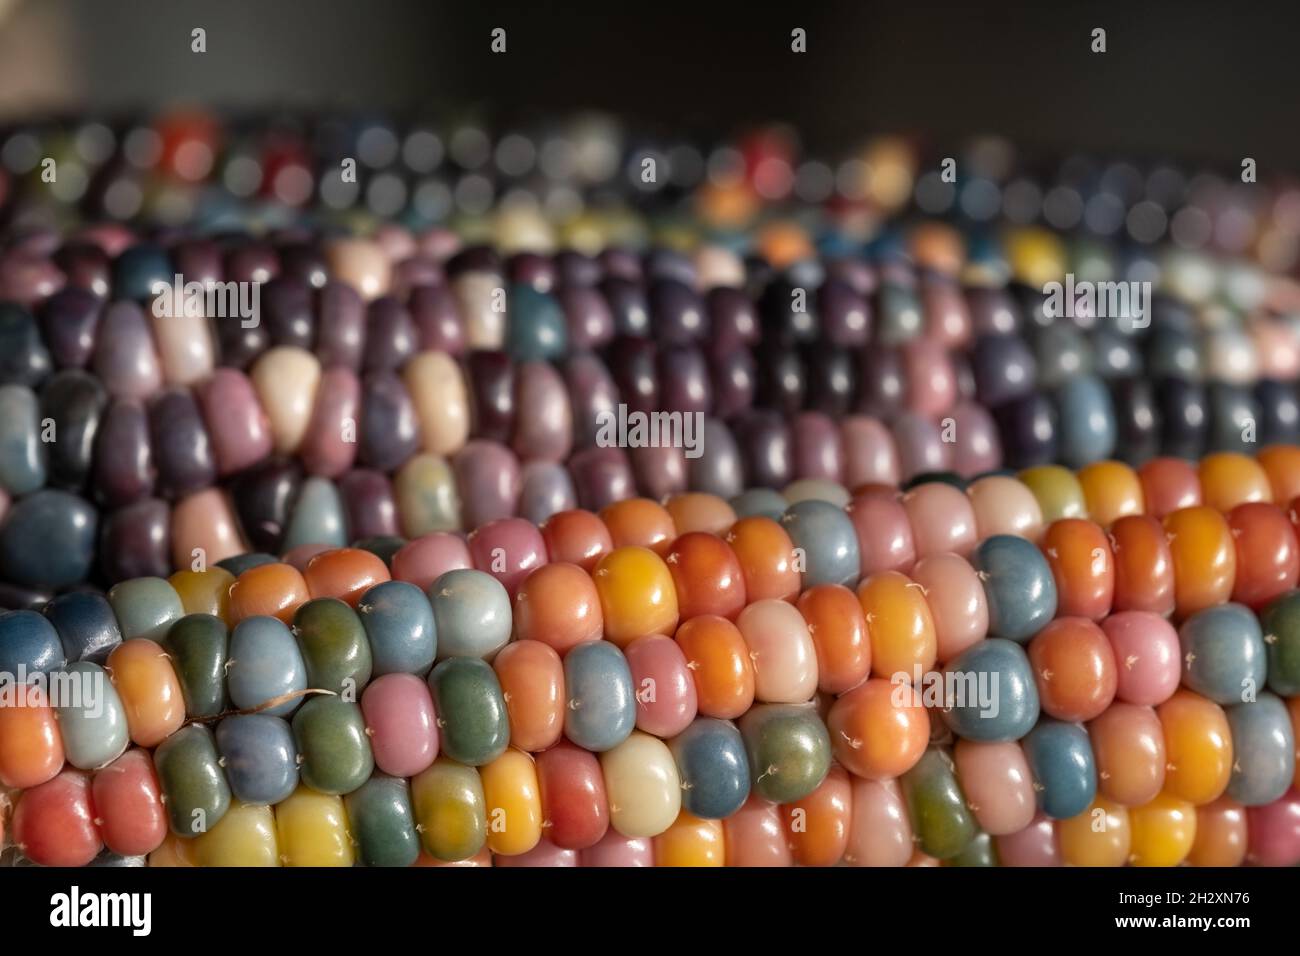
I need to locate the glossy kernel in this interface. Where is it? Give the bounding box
[911,553,988,663]
[901,482,977,559]
[796,583,871,694]
[1258,445,1300,505]
[153,724,232,837]
[12,768,102,867]
[292,696,375,796]
[845,777,913,866]
[600,730,682,838]
[674,615,755,719]
[1164,506,1236,620]
[107,638,184,747]
[722,795,793,867]
[1078,460,1145,527]
[966,475,1043,541]
[1199,451,1272,512]
[192,801,281,867]
[427,657,509,766]
[1138,457,1202,519]
[161,614,228,720]
[1022,719,1098,820]
[410,757,487,862]
[1042,518,1114,621]
[1089,702,1167,806]
[228,562,311,624]
[92,748,167,857]
[1177,603,1266,706]
[1028,617,1117,722]
[1059,796,1130,866]
[739,703,831,804]
[600,497,677,556]
[0,683,64,788]
[737,598,818,704]
[941,638,1040,742]
[1108,515,1175,616]
[782,498,863,587]
[1018,464,1086,523]
[779,764,850,866]
[665,531,747,621]
[512,562,603,654]
[901,747,977,860]
[665,493,736,536]
[303,546,391,607]
[724,516,801,603]
[654,810,726,866]
[858,570,937,680]
[625,635,697,738]
[1188,796,1248,867]
[537,741,609,849]
[226,615,307,717]
[1263,591,1300,697]
[168,567,235,622]
[592,545,680,648]
[1158,690,1233,806]
[274,785,355,867]
[827,678,929,779]
[540,508,612,572]
[493,640,564,752]
[668,717,750,820]
[292,597,373,697]
[953,739,1036,835]
[970,534,1057,643]
[1228,502,1299,609]
[1128,791,1197,866]
[480,748,544,856]
[563,640,635,752]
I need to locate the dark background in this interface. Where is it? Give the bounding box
[0,0,1294,168]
